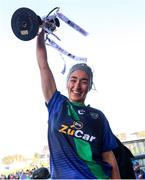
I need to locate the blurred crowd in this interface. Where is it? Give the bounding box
[0,166,50,179]
[0,160,145,179]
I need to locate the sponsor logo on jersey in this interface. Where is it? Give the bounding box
[59,121,96,142]
[90,112,99,119]
[78,109,85,115]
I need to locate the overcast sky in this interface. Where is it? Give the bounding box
[0,0,145,158]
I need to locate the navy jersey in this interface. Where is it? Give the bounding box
[46,91,117,179]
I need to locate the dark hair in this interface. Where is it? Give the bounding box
[32,167,50,179]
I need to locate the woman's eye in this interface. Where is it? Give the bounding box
[82,81,88,84]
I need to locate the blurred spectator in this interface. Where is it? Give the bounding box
[133,160,145,179]
[32,167,50,179]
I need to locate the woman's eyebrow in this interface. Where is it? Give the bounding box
[70,76,89,81]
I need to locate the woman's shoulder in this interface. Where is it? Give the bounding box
[87,105,104,115]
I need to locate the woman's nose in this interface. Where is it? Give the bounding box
[74,80,81,89]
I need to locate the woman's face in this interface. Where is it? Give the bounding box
[67,70,89,103]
